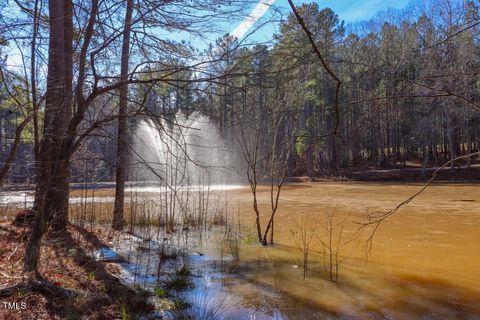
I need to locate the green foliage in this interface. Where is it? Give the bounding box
[295,131,308,156]
[120,304,135,320]
[86,271,95,281]
[242,232,257,245]
[0,69,43,145]
[154,286,167,298]
[305,79,317,89]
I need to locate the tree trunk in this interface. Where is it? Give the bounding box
[113,0,134,231]
[0,113,33,186]
[31,0,40,164]
[24,0,73,275]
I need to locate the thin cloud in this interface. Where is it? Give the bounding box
[230,0,276,40]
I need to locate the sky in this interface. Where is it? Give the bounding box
[290,0,411,22]
[225,0,412,43]
[4,0,412,70]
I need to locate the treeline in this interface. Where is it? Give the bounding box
[185,0,480,177]
[1,0,479,184]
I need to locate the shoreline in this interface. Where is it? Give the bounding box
[2,170,480,193]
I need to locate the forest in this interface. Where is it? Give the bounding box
[0,0,479,319]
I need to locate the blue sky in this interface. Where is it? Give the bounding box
[5,0,413,69]
[286,0,411,22]
[218,0,412,46]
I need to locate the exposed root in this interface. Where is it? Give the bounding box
[0,279,78,299]
[0,282,29,298]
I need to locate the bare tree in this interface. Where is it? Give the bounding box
[112,0,134,231]
[0,0,42,186]
[18,0,256,279]
[290,214,317,280]
[237,108,295,245]
[0,69,34,186]
[316,209,351,282]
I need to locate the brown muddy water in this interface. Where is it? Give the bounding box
[228,182,480,319]
[1,182,479,319]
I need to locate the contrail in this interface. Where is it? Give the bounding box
[230,0,277,40]
[192,0,276,78]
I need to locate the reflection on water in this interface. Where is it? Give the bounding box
[0,184,243,207]
[230,182,480,319]
[94,226,313,319]
[0,191,115,207]
[0,191,32,205]
[125,183,244,193]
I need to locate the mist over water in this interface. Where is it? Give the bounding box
[131,111,243,187]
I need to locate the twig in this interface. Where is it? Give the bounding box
[358,151,480,256]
